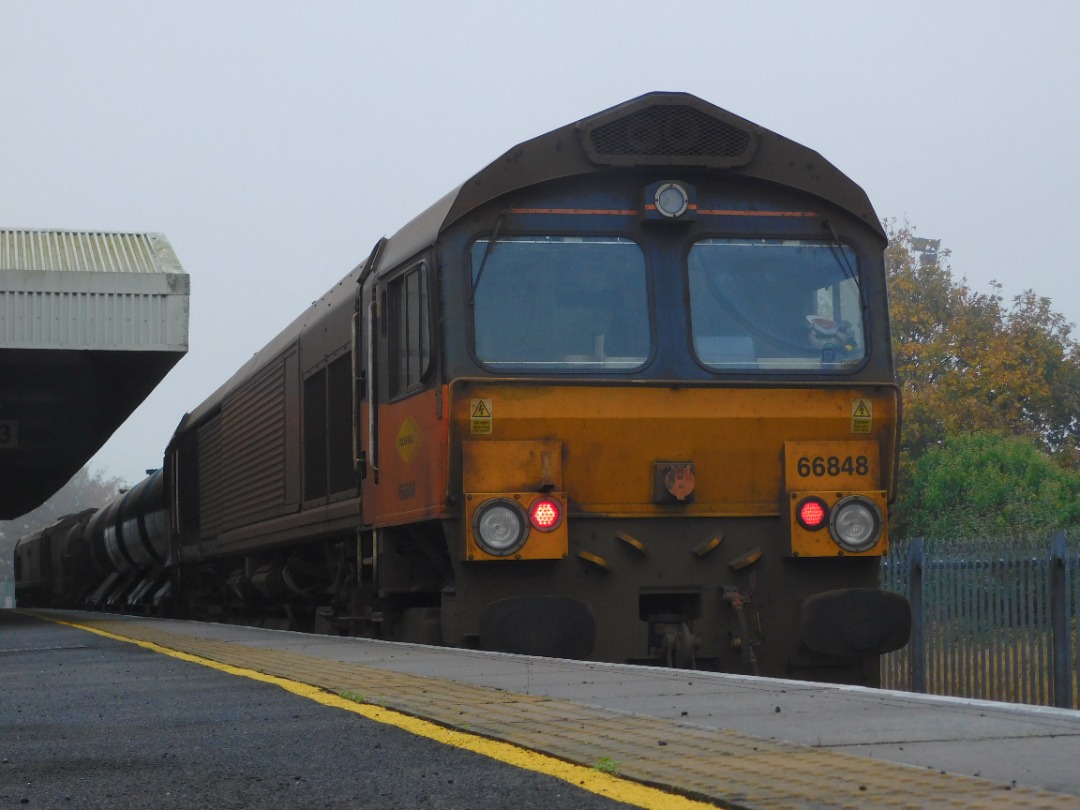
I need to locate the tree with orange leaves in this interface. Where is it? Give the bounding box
[885,220,1080,536]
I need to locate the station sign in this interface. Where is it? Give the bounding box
[0,420,17,449]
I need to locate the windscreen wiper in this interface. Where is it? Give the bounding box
[471,209,508,296]
[823,219,858,281]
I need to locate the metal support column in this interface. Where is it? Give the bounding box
[1051,530,1071,709]
[908,536,926,694]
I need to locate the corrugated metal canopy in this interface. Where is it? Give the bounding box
[0,230,183,274]
[0,230,189,518]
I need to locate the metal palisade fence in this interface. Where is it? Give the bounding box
[880,531,1079,708]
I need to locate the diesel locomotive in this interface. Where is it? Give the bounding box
[16,92,910,684]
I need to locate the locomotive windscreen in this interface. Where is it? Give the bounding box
[471,236,650,370]
[688,239,865,371]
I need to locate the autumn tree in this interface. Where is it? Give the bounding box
[886,221,1080,535]
[887,221,1080,466]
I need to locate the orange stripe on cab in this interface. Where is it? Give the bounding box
[508,207,638,215]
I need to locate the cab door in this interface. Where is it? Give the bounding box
[365,258,447,525]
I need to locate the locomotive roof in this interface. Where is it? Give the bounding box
[174,267,361,433]
[375,90,885,272]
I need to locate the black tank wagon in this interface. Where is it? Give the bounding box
[14,510,97,608]
[18,93,910,684]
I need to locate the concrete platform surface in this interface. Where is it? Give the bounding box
[14,609,1080,808]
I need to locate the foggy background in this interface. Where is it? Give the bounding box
[3,1,1077,487]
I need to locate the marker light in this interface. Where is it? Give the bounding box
[796,497,829,531]
[474,499,529,556]
[654,183,690,218]
[529,498,563,531]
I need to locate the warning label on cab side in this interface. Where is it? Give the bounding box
[470,398,493,434]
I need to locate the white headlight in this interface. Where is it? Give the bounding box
[474,499,528,556]
[829,495,883,553]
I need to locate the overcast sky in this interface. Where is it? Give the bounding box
[3,1,1078,487]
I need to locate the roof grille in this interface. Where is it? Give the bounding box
[582,103,755,167]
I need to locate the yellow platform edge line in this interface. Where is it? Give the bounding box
[48,617,717,810]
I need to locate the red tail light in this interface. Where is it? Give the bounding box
[529,498,562,531]
[796,497,828,530]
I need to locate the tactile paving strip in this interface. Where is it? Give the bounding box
[54,614,1078,809]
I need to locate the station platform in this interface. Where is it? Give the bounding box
[7,608,1080,809]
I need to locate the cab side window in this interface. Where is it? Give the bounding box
[386,263,431,397]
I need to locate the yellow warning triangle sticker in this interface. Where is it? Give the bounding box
[852,400,872,418]
[472,400,492,418]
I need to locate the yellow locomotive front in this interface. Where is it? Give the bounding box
[448,382,901,680]
[361,94,910,684]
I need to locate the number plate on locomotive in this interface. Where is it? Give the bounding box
[784,440,879,490]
